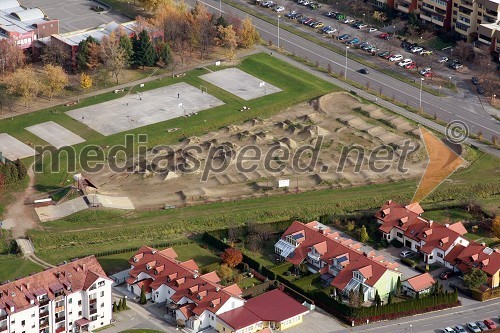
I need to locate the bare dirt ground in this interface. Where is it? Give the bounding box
[89,92,428,209]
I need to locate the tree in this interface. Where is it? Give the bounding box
[221,247,243,268]
[217,264,233,281]
[348,289,359,307]
[218,25,238,59]
[76,36,99,71]
[41,41,70,68]
[0,39,25,75]
[121,296,127,310]
[239,17,259,48]
[100,33,127,83]
[112,301,117,312]
[138,0,163,10]
[358,225,370,243]
[139,286,147,304]
[374,290,382,306]
[396,276,402,295]
[15,159,27,180]
[80,73,92,92]
[117,298,122,310]
[454,40,475,62]
[133,29,157,69]
[42,64,68,100]
[358,282,364,306]
[155,41,172,67]
[387,292,393,304]
[463,268,487,289]
[119,34,134,65]
[492,216,500,238]
[6,67,40,106]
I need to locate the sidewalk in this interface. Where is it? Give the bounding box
[264,46,500,157]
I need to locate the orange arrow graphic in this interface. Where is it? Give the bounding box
[413,126,465,203]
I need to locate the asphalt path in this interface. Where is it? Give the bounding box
[197,0,500,143]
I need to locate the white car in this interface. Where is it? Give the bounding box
[344,18,355,24]
[410,46,424,53]
[466,322,481,333]
[442,328,455,333]
[398,59,413,67]
[302,0,311,5]
[419,67,432,75]
[274,5,285,11]
[389,54,403,62]
[357,24,367,29]
[368,27,377,33]
[455,325,467,333]
[326,28,337,34]
[438,56,449,63]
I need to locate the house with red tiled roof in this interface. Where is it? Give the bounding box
[0,256,112,333]
[402,273,435,298]
[126,246,245,332]
[275,221,401,301]
[216,289,309,332]
[375,200,470,265]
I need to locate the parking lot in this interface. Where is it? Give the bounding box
[22,0,130,33]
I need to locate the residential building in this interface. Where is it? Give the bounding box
[0,256,113,333]
[402,273,435,297]
[0,0,58,53]
[275,221,401,301]
[375,200,470,265]
[452,0,500,42]
[126,246,245,332]
[216,289,309,332]
[477,22,500,58]
[376,200,500,288]
[419,0,453,29]
[395,0,418,13]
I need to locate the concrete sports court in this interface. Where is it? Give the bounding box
[67,82,224,136]
[22,0,129,33]
[200,68,282,101]
[26,121,85,149]
[0,133,37,160]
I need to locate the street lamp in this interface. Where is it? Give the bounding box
[410,324,413,333]
[345,46,349,79]
[277,14,281,50]
[448,76,452,88]
[493,94,497,105]
[219,0,222,17]
[419,78,424,109]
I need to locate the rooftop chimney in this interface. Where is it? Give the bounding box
[481,242,486,247]
[429,220,433,227]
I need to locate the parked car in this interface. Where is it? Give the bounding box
[420,50,433,56]
[285,11,297,18]
[357,23,367,29]
[336,13,346,20]
[472,76,480,85]
[475,321,488,331]
[379,32,389,39]
[477,86,485,94]
[344,18,355,24]
[400,250,416,258]
[466,322,481,333]
[359,68,370,74]
[410,46,424,53]
[454,325,467,333]
[404,62,416,69]
[398,59,413,67]
[420,68,432,75]
[368,27,377,33]
[401,41,411,48]
[389,54,403,62]
[484,319,496,329]
[378,51,390,58]
[449,60,463,69]
[438,56,449,63]
[298,16,309,23]
[442,328,456,333]
[423,71,434,77]
[338,34,350,40]
[325,28,337,34]
[314,22,324,28]
[325,11,336,17]
[274,5,285,11]
[439,270,454,280]
[347,38,359,45]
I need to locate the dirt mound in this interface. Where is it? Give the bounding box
[273,137,297,149]
[319,92,362,115]
[244,117,264,127]
[298,125,330,141]
[297,113,323,124]
[221,124,239,133]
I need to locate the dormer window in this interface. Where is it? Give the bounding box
[133,257,138,263]
[146,264,151,270]
[167,277,171,282]
[197,294,202,300]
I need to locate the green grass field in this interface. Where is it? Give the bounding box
[0,256,43,282]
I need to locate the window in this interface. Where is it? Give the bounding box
[69,311,72,315]
[98,281,105,288]
[31,313,35,318]
[78,300,82,306]
[69,298,72,304]
[31,325,35,329]
[78,311,82,316]
[100,291,104,297]
[101,303,104,308]
[437,253,443,258]
[397,232,403,238]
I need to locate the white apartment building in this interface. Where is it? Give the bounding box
[0,256,112,333]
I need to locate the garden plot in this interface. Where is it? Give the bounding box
[26,121,85,149]
[200,68,281,100]
[0,133,37,160]
[67,82,224,136]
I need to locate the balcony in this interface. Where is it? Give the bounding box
[39,299,49,306]
[39,310,49,317]
[39,322,49,330]
[397,4,411,12]
[0,325,6,332]
[307,252,321,262]
[55,295,64,302]
[460,0,473,7]
[420,13,432,21]
[0,315,6,321]
[55,327,65,333]
[55,316,65,323]
[90,308,97,315]
[55,306,65,313]
[89,298,97,304]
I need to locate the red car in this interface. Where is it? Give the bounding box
[404,62,416,69]
[439,270,454,280]
[423,71,434,77]
[484,319,496,329]
[379,32,389,39]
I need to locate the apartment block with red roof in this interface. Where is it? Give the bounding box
[375,200,470,265]
[0,256,112,333]
[126,246,245,332]
[376,201,500,288]
[275,221,402,301]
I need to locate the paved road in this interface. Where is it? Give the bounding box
[198,0,500,144]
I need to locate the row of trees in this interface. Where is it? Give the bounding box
[0,159,28,191]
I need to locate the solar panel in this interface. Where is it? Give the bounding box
[293,233,304,240]
[337,255,348,263]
